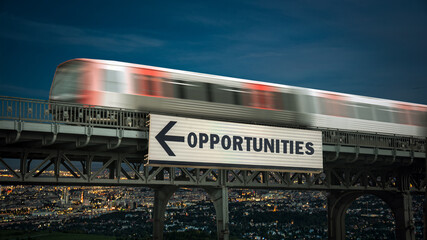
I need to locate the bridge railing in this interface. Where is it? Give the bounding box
[0,96,425,152]
[323,130,425,152]
[0,96,148,130]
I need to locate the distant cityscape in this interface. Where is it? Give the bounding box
[0,170,425,239]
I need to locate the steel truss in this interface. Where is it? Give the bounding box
[0,146,424,193]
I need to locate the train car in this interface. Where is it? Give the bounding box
[49,58,427,138]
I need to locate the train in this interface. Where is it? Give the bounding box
[49,58,427,138]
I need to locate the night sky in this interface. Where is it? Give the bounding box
[1,1,426,104]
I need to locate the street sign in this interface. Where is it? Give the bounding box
[148,114,323,172]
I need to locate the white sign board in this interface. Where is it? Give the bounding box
[148,114,323,172]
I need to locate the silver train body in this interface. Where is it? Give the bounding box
[49,59,427,138]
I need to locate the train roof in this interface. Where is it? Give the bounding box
[59,58,427,110]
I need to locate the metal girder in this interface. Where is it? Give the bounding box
[0,145,425,192]
[0,146,425,193]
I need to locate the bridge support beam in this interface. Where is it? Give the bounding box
[152,185,178,240]
[387,192,415,240]
[328,190,415,240]
[204,187,230,240]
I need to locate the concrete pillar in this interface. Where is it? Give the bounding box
[153,186,178,240]
[388,169,415,240]
[205,187,230,240]
[327,191,359,240]
[387,192,415,240]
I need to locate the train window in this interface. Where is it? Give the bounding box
[205,83,213,102]
[254,90,265,108]
[147,77,154,95]
[319,98,330,116]
[133,74,163,96]
[318,98,328,116]
[281,93,296,111]
[213,85,234,104]
[375,107,391,122]
[133,74,147,94]
[219,87,243,105]
[258,90,273,109]
[319,98,353,118]
[392,107,426,126]
[302,95,317,113]
[241,89,251,106]
[173,80,187,99]
[272,92,283,110]
[167,80,203,100]
[243,84,281,110]
[161,78,174,98]
[248,90,275,109]
[233,88,242,105]
[185,81,205,101]
[408,110,424,126]
[51,61,82,96]
[391,109,409,124]
[356,104,373,120]
[206,83,243,105]
[104,70,125,93]
[341,103,356,118]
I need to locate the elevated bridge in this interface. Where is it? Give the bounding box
[0,96,426,240]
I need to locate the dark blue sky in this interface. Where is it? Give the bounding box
[1,1,426,104]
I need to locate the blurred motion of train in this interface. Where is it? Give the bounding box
[49,59,427,138]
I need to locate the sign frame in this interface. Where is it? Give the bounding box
[148,114,323,173]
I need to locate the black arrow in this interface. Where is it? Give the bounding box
[155,121,185,156]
